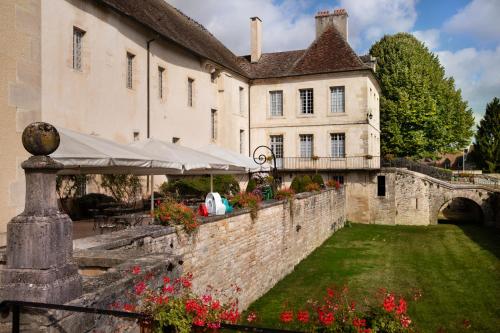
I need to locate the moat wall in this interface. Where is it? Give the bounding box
[1,188,345,332]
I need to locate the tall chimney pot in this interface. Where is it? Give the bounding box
[315,8,348,41]
[250,17,262,63]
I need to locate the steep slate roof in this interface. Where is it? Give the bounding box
[94,0,370,80]
[240,26,370,79]
[95,0,248,77]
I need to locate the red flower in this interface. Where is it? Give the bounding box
[297,310,310,323]
[134,281,147,296]
[383,293,395,312]
[131,266,141,275]
[279,310,294,323]
[327,288,335,298]
[220,309,240,323]
[193,317,205,327]
[318,311,334,326]
[163,276,170,284]
[353,317,366,328]
[349,301,356,312]
[396,298,407,315]
[163,284,174,294]
[211,300,221,310]
[123,303,135,312]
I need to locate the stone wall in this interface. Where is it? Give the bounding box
[2,188,345,332]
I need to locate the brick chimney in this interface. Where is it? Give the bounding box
[315,9,348,41]
[250,17,262,63]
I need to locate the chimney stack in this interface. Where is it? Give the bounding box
[315,9,348,41]
[250,17,262,63]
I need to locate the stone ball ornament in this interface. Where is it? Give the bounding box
[22,122,60,156]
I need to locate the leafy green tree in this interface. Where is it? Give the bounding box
[472,97,500,172]
[369,33,474,158]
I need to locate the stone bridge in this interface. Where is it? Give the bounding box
[370,168,500,226]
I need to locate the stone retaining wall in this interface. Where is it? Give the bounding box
[3,188,345,332]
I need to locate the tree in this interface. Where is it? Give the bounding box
[472,97,500,172]
[369,33,474,158]
[100,174,142,205]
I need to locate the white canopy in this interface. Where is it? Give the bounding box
[129,139,247,174]
[199,144,271,173]
[51,128,183,175]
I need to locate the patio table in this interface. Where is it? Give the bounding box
[109,213,151,228]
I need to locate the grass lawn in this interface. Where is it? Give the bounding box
[246,223,500,332]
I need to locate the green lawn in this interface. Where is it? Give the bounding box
[246,224,500,332]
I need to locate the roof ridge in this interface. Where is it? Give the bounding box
[289,25,365,75]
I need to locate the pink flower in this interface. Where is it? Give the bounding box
[246,312,257,323]
[400,314,412,328]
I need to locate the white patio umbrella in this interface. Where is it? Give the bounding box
[51,128,183,175]
[199,144,271,173]
[129,139,248,211]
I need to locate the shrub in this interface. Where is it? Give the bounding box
[230,192,262,219]
[245,178,257,193]
[290,176,303,193]
[305,182,320,192]
[161,175,240,198]
[302,175,312,187]
[275,188,295,201]
[155,200,199,233]
[101,174,142,205]
[312,174,324,187]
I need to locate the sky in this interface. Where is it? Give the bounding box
[165,0,500,123]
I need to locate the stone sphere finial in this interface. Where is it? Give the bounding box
[22,122,60,156]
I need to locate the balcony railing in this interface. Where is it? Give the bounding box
[274,156,380,171]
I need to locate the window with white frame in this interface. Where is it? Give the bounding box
[270,135,283,159]
[330,133,345,158]
[239,130,245,154]
[269,91,283,117]
[299,89,314,114]
[188,78,194,106]
[126,52,135,89]
[239,87,245,114]
[72,27,85,71]
[330,86,345,113]
[158,66,165,99]
[300,134,313,158]
[211,109,217,141]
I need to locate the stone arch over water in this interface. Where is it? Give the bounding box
[438,197,484,224]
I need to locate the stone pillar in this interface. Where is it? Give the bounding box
[0,122,82,303]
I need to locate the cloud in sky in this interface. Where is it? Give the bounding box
[437,46,500,121]
[166,0,500,119]
[413,29,440,50]
[444,0,500,42]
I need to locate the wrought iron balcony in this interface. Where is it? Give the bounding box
[274,156,380,171]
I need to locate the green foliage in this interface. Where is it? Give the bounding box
[305,182,320,192]
[311,174,324,187]
[472,97,500,172]
[100,174,142,205]
[369,33,474,158]
[290,175,314,193]
[56,175,91,199]
[246,178,257,193]
[160,175,240,198]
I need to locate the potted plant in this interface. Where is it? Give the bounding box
[119,269,241,333]
[154,200,199,233]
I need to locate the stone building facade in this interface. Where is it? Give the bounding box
[0,0,380,234]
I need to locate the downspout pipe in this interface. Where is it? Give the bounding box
[146,38,156,139]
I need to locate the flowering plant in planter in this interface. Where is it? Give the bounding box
[326,179,341,190]
[305,182,321,192]
[118,268,241,333]
[229,191,262,219]
[275,188,295,201]
[274,286,416,333]
[154,200,199,233]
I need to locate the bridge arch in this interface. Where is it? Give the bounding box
[430,188,496,225]
[437,197,484,224]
